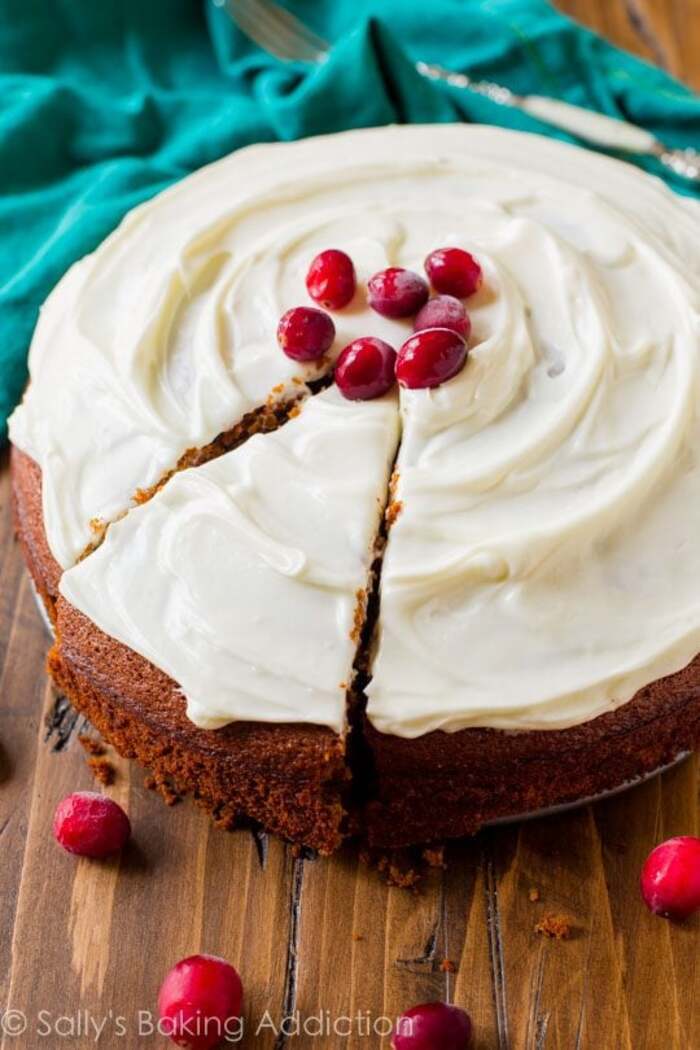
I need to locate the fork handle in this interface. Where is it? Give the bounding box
[521,97,699,183]
[519,95,658,152]
[416,61,700,183]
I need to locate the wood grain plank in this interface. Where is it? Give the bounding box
[630,0,700,85]
[558,0,660,69]
[451,840,502,1050]
[1,676,295,1049]
[669,0,700,90]
[292,848,394,1048]
[594,756,700,1050]
[482,837,511,1049]
[659,757,700,1049]
[557,0,700,88]
[292,839,496,1048]
[0,463,54,1012]
[485,810,633,1050]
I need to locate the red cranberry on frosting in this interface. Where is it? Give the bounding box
[335,337,396,401]
[640,836,700,920]
[53,791,131,859]
[158,954,243,1050]
[396,328,468,390]
[306,249,356,310]
[392,1002,473,1050]
[414,295,471,340]
[277,306,335,362]
[367,267,429,319]
[425,248,482,299]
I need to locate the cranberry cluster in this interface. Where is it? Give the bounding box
[277,247,483,400]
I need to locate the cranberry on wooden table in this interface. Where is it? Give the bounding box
[277,306,335,362]
[306,249,356,310]
[640,836,700,920]
[414,294,471,339]
[425,247,482,298]
[158,954,243,1050]
[367,267,429,319]
[335,337,396,401]
[396,327,468,389]
[392,1002,473,1050]
[53,791,131,859]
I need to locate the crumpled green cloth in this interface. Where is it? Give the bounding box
[1,0,698,440]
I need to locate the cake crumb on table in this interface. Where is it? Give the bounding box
[87,756,116,786]
[78,733,106,757]
[80,733,116,784]
[535,914,572,940]
[374,852,422,890]
[422,845,446,868]
[439,958,456,973]
[144,773,182,807]
[360,845,449,889]
[529,887,541,902]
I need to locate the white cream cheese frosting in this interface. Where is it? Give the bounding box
[59,387,399,732]
[8,132,426,569]
[364,128,700,736]
[11,123,700,735]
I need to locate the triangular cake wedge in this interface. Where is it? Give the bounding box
[9,130,424,576]
[8,142,332,573]
[52,388,399,853]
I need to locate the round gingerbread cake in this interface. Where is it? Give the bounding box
[9,124,700,854]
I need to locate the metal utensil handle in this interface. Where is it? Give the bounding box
[416,61,700,184]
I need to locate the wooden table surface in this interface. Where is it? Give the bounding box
[1,4,699,1048]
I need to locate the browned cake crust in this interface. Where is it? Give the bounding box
[11,449,700,853]
[10,447,62,619]
[362,663,700,848]
[12,449,347,855]
[51,600,348,854]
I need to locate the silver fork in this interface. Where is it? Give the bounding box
[216,0,700,183]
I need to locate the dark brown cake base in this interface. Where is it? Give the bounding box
[12,445,348,855]
[362,666,700,847]
[11,447,62,619]
[11,447,700,853]
[50,600,348,854]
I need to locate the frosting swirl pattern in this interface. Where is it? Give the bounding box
[60,388,399,732]
[10,124,700,735]
[364,129,700,735]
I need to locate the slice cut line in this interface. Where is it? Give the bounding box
[58,385,401,736]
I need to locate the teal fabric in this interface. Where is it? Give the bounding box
[1,0,699,441]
